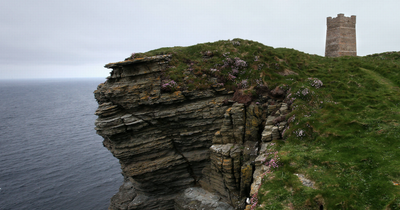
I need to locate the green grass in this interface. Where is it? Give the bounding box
[262,54,400,209]
[132,39,400,209]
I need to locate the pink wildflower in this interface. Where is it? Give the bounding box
[228,74,236,81]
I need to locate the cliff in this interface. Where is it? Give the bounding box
[94,39,400,209]
[94,52,290,209]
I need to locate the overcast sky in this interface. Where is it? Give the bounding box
[1,0,400,79]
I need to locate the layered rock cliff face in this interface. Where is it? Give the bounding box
[94,55,290,210]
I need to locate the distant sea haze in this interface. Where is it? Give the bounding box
[0,78,121,210]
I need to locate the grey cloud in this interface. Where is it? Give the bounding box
[1,0,400,79]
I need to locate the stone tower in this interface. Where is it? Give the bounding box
[325,13,357,57]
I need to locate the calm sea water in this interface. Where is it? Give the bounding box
[0,78,122,210]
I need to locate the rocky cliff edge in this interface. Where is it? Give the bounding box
[94,54,291,210]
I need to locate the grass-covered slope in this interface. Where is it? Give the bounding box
[256,53,400,209]
[131,39,400,209]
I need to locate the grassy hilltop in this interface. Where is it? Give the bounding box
[130,39,400,209]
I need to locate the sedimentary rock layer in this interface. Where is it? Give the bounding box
[94,55,290,210]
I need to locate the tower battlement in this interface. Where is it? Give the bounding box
[325,14,357,57]
[327,14,356,28]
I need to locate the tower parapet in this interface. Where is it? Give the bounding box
[325,13,357,57]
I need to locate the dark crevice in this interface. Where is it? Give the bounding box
[257,108,267,153]
[228,111,234,132]
[242,105,247,144]
[170,139,198,184]
[276,122,282,139]
[237,105,246,191]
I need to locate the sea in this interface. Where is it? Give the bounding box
[0,78,122,210]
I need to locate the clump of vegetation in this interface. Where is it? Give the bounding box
[130,39,400,209]
[128,39,304,99]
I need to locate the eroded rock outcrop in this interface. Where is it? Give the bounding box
[94,55,291,210]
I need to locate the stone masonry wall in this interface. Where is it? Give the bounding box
[325,13,357,57]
